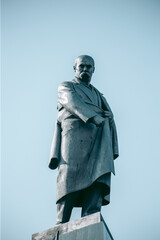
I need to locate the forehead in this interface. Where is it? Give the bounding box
[76,57,94,66]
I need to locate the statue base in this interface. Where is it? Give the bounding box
[32,212,114,240]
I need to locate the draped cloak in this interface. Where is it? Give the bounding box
[49,78,119,206]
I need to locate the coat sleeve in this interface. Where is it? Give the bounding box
[58,81,97,122]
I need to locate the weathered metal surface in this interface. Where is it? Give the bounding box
[49,55,118,211]
[49,78,119,206]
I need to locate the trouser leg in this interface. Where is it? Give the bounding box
[81,182,103,217]
[56,191,79,224]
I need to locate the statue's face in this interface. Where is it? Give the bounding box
[74,56,95,83]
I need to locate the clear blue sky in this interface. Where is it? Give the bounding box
[1,0,160,239]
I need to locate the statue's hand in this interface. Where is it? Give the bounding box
[103,111,114,124]
[48,158,59,170]
[103,111,113,119]
[90,115,105,127]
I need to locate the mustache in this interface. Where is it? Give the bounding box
[80,72,90,79]
[81,71,89,75]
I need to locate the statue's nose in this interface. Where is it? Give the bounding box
[83,66,87,71]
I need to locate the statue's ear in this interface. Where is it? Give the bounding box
[73,66,76,72]
[93,67,95,73]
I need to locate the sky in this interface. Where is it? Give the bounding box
[1,0,160,239]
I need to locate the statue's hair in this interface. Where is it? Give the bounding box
[74,55,95,67]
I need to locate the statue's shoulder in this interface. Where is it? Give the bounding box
[58,81,74,91]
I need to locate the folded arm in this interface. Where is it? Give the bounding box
[58,81,98,122]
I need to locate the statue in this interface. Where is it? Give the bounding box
[48,55,119,225]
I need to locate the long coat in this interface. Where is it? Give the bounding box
[49,78,119,206]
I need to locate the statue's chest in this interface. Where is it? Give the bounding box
[74,84,101,107]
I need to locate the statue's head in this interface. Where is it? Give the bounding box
[73,55,95,84]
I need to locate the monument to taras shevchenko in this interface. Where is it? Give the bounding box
[49,55,119,225]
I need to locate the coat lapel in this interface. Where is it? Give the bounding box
[72,78,95,103]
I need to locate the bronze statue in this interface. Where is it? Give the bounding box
[49,55,119,224]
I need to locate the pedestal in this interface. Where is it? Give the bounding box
[32,212,114,240]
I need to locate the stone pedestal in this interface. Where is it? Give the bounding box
[32,212,114,240]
